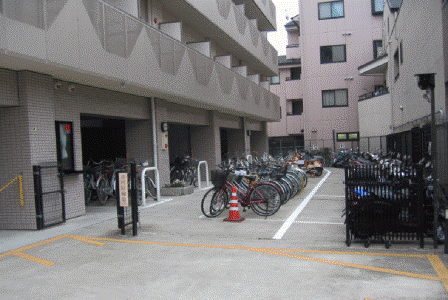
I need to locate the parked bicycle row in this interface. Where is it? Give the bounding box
[201,157,309,218]
[83,158,157,205]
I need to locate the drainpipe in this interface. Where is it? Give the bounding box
[151,97,158,169]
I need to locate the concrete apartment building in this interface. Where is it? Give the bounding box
[268,0,385,156]
[0,0,281,229]
[358,0,447,184]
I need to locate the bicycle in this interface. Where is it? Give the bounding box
[170,156,198,186]
[201,168,281,218]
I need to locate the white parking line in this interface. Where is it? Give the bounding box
[198,216,343,225]
[272,170,332,240]
[139,198,174,210]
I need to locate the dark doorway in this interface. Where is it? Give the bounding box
[220,128,228,161]
[81,116,126,164]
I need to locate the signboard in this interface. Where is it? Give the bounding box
[161,132,168,150]
[119,173,128,207]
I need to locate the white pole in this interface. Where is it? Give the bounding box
[151,97,158,170]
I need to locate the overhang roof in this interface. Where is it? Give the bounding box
[358,54,388,75]
[387,0,402,12]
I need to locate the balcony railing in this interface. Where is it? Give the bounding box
[0,0,280,121]
[358,87,389,101]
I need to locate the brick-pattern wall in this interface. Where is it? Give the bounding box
[53,82,151,219]
[0,69,19,106]
[0,71,56,229]
[0,70,153,229]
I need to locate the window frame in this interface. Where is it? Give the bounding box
[322,89,348,108]
[337,131,359,142]
[55,121,75,173]
[270,75,280,85]
[320,44,346,64]
[373,40,383,59]
[318,1,345,20]
[286,67,301,81]
[286,99,303,116]
[371,0,384,15]
[394,49,400,81]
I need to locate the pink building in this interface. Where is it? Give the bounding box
[268,0,385,156]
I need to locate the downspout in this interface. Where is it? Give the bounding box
[151,97,158,169]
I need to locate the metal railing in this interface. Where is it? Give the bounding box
[358,88,389,101]
[141,166,160,206]
[197,161,210,190]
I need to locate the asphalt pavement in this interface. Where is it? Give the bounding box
[1,167,448,299]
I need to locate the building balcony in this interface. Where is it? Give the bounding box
[286,44,300,60]
[162,0,278,76]
[0,0,280,121]
[358,87,389,101]
[232,0,277,31]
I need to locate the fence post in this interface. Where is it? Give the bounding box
[33,165,44,230]
[131,162,138,237]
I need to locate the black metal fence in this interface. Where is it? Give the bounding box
[344,164,432,248]
[33,163,65,230]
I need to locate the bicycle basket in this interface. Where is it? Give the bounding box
[211,169,228,188]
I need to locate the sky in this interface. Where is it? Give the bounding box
[267,0,300,56]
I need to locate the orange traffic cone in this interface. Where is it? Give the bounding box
[223,186,245,223]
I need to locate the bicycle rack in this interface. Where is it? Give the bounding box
[246,155,253,163]
[141,167,160,206]
[197,161,210,190]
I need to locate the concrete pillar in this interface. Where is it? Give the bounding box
[227,128,246,158]
[125,118,153,164]
[250,122,269,157]
[191,111,220,175]
[154,99,170,186]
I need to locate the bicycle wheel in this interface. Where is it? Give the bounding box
[270,179,288,205]
[201,187,228,218]
[184,168,194,186]
[249,183,281,216]
[96,176,110,205]
[84,175,93,204]
[170,168,183,183]
[147,177,157,200]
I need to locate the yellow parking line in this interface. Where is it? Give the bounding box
[67,235,105,246]
[427,255,448,291]
[2,233,448,293]
[12,251,54,266]
[86,236,441,282]
[0,235,103,266]
[269,248,427,258]
[251,248,440,282]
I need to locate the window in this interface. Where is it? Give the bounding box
[337,131,359,141]
[55,121,75,173]
[270,75,280,85]
[394,49,400,81]
[318,1,344,20]
[287,67,301,81]
[320,45,346,64]
[373,40,383,59]
[400,40,403,64]
[371,0,384,15]
[287,99,303,115]
[322,89,348,107]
